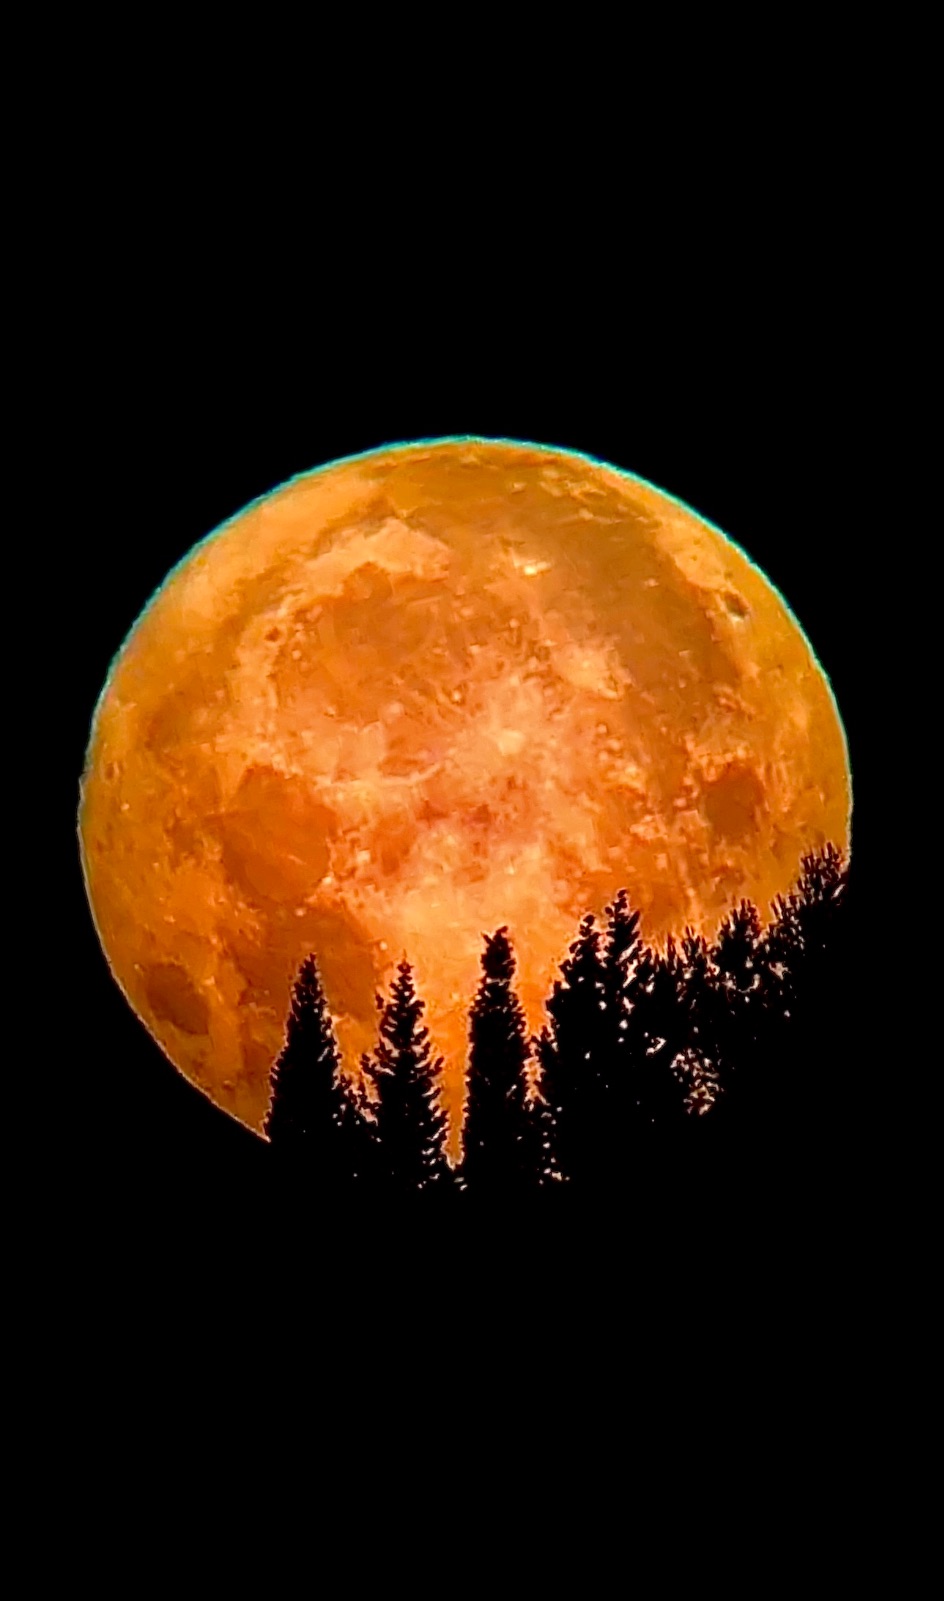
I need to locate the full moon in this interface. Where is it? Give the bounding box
[78,439,851,1136]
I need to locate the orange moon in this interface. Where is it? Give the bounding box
[78,439,851,1136]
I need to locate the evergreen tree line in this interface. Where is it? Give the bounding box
[264,842,849,1197]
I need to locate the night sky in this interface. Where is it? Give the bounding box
[43,62,898,1493]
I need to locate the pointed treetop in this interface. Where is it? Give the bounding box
[264,950,344,1152]
[566,913,603,961]
[366,956,447,1189]
[463,924,542,1193]
[604,888,642,968]
[479,925,516,985]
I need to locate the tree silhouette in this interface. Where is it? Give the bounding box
[710,899,764,1127]
[461,926,545,1196]
[364,960,449,1194]
[601,889,643,1065]
[777,842,848,995]
[624,936,689,1136]
[759,842,850,1141]
[262,841,850,1198]
[536,913,610,1187]
[762,846,845,1034]
[673,929,721,1118]
[265,953,371,1188]
[337,1064,382,1189]
[597,889,644,1176]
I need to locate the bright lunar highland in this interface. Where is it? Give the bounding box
[79,440,851,1135]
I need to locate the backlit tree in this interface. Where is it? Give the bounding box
[536,914,609,1186]
[265,953,373,1188]
[365,961,449,1193]
[462,927,545,1196]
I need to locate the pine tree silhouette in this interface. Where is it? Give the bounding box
[336,1063,382,1189]
[265,953,372,1189]
[461,926,545,1196]
[260,842,850,1201]
[536,913,610,1187]
[597,889,644,1178]
[763,848,844,1036]
[353,1051,384,1190]
[364,960,449,1194]
[710,899,764,1128]
[673,929,721,1118]
[624,936,689,1136]
[777,843,848,997]
[759,842,850,1143]
[602,889,643,1064]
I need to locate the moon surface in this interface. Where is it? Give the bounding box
[78,439,851,1136]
